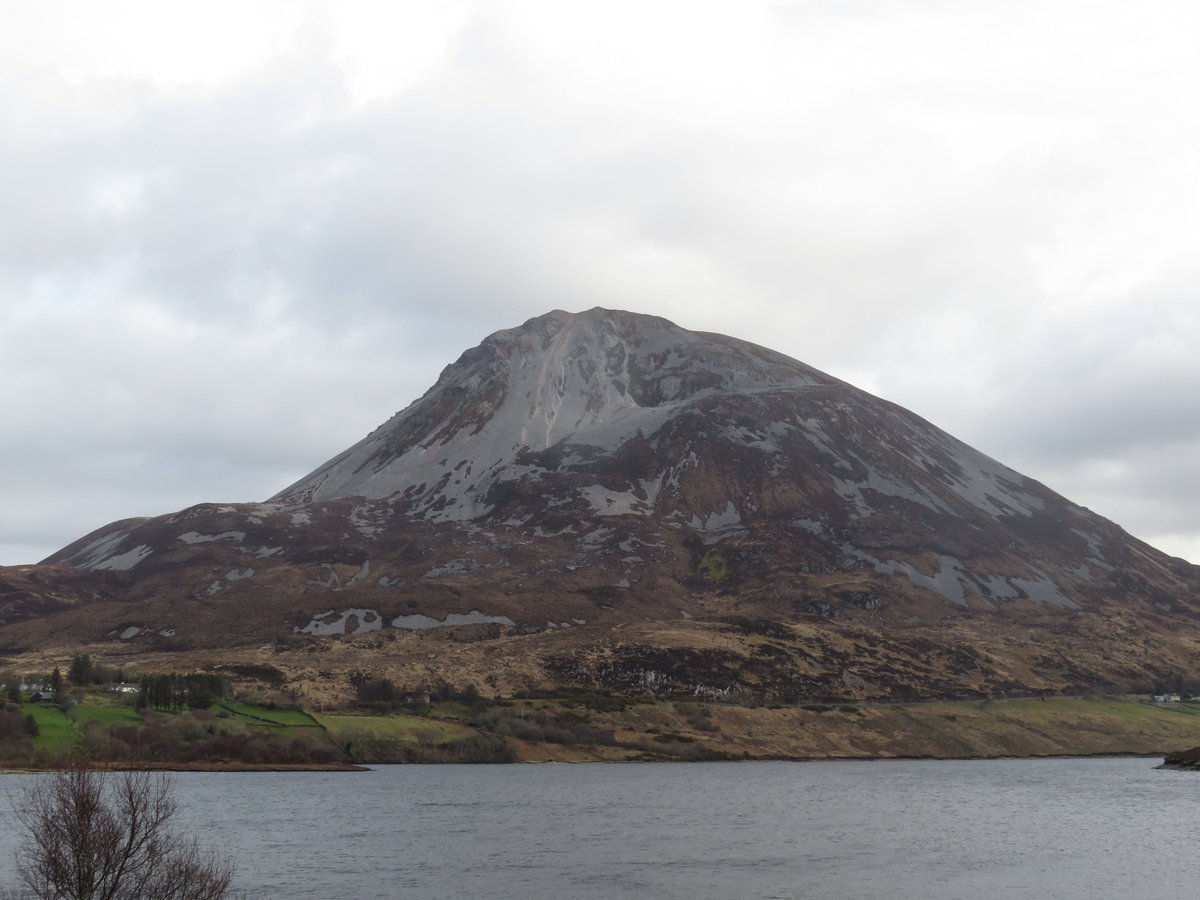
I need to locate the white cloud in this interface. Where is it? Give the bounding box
[2,0,1200,564]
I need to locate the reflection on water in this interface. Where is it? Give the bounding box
[2,758,1197,898]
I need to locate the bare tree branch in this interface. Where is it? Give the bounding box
[9,760,233,900]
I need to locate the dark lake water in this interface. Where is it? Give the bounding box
[2,758,1197,898]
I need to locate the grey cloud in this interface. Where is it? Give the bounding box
[3,2,1200,565]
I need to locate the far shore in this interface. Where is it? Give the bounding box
[1,751,1176,775]
[7,693,1200,770]
[1,761,369,774]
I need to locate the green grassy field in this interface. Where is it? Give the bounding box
[72,705,142,727]
[24,705,73,752]
[314,712,473,745]
[217,701,320,727]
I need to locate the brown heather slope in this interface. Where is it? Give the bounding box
[3,308,1200,709]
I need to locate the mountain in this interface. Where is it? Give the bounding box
[5,308,1200,705]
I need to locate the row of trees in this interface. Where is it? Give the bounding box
[2,657,131,705]
[138,674,230,711]
[67,653,130,688]
[4,666,231,712]
[351,673,485,709]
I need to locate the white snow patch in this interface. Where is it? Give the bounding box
[1067,563,1095,583]
[846,545,1077,610]
[391,610,515,630]
[792,518,825,535]
[534,525,576,537]
[578,526,615,548]
[1009,573,1076,609]
[913,434,1046,518]
[689,501,742,532]
[119,626,148,640]
[971,568,1075,608]
[68,526,139,570]
[579,484,654,516]
[350,505,383,538]
[802,419,854,470]
[255,546,283,558]
[296,608,384,636]
[830,456,955,518]
[978,574,1021,600]
[290,512,311,526]
[422,559,477,579]
[1071,529,1114,570]
[846,547,969,606]
[91,545,154,572]
[178,531,246,545]
[226,568,254,581]
[347,561,371,586]
[307,566,341,590]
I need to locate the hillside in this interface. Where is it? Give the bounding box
[3,308,1199,707]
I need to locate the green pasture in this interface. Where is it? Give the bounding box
[24,705,73,752]
[314,712,473,745]
[217,701,320,727]
[72,705,142,728]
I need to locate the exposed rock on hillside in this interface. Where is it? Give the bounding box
[6,308,1200,703]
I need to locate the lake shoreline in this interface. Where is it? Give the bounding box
[10,694,1200,769]
[0,750,1174,774]
[0,761,369,774]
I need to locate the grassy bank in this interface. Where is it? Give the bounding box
[587,696,1200,761]
[309,695,1200,763]
[7,693,1200,766]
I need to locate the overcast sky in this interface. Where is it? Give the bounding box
[2,0,1199,567]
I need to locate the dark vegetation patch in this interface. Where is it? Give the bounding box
[477,707,614,748]
[335,731,515,764]
[719,616,790,638]
[89,712,341,766]
[289,545,368,565]
[217,664,287,685]
[545,646,746,698]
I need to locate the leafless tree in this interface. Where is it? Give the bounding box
[8,760,234,900]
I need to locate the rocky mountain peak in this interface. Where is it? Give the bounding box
[272,307,828,514]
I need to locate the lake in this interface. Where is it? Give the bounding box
[1,758,1196,898]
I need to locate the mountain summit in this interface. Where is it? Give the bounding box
[279,307,1049,532]
[275,307,1111,613]
[274,308,830,514]
[9,309,1200,703]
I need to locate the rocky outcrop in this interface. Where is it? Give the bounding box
[1160,746,1200,769]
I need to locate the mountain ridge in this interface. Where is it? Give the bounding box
[7,307,1199,706]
